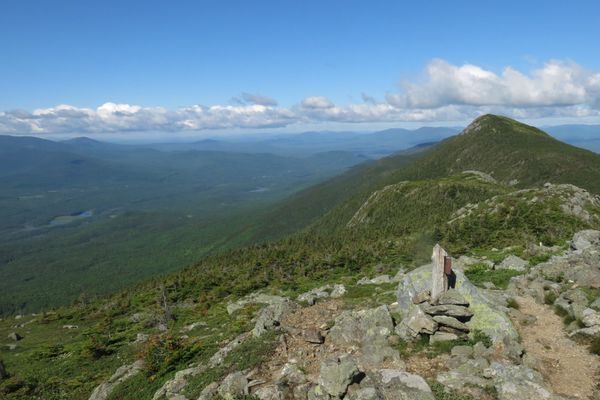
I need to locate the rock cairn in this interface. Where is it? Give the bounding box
[397,288,473,343]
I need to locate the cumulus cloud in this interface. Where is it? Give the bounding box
[301,96,334,109]
[240,92,278,106]
[2,59,600,135]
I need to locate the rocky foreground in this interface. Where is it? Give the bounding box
[89,230,600,400]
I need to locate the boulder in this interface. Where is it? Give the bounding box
[571,229,600,251]
[330,284,347,298]
[197,382,220,400]
[89,360,145,400]
[279,363,308,385]
[253,299,298,337]
[486,362,568,400]
[318,355,360,398]
[218,371,249,399]
[497,255,528,271]
[555,289,589,320]
[7,332,22,341]
[581,308,600,327]
[328,305,394,346]
[359,335,403,368]
[423,304,473,319]
[370,369,434,400]
[437,289,469,307]
[298,287,330,305]
[433,315,470,332]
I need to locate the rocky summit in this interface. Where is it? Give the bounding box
[77,229,600,400]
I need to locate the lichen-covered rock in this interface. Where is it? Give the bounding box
[581,308,600,328]
[359,335,403,368]
[358,275,392,285]
[89,360,145,400]
[370,369,434,400]
[298,286,331,305]
[554,289,589,320]
[227,293,291,315]
[571,229,600,251]
[437,289,469,307]
[307,384,331,400]
[330,284,346,298]
[433,315,470,332]
[218,371,249,399]
[346,387,381,400]
[486,362,568,400]
[430,331,460,343]
[497,255,529,271]
[423,304,473,319]
[318,355,360,398]
[253,299,298,337]
[328,305,394,346]
[396,305,437,339]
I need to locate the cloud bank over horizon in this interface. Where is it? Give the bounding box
[2,59,600,135]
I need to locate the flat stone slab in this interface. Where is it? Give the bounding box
[433,315,471,332]
[437,289,469,307]
[423,304,474,319]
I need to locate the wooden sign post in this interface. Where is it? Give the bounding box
[431,244,449,302]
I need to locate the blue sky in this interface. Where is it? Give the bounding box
[2,0,600,135]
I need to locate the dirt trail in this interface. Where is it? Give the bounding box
[514,296,600,400]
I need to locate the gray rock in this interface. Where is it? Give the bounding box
[437,289,469,306]
[581,308,600,327]
[590,297,600,310]
[88,360,145,400]
[423,304,473,319]
[433,315,470,332]
[346,387,381,400]
[555,289,589,320]
[358,275,392,285]
[359,335,403,368]
[571,229,600,251]
[397,305,438,338]
[307,385,331,400]
[330,284,346,298]
[569,324,600,338]
[451,345,473,357]
[279,362,308,385]
[253,299,298,337]
[430,331,460,343]
[7,332,22,341]
[488,362,567,400]
[227,293,291,315]
[498,255,529,271]
[197,382,220,400]
[371,369,434,400]
[329,305,394,346]
[5,344,17,351]
[218,371,249,399]
[412,290,431,304]
[298,288,330,305]
[318,355,360,398]
[302,328,324,344]
[134,333,149,344]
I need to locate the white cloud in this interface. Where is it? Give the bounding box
[301,96,334,109]
[2,58,600,135]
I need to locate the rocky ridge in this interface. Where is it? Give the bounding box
[84,230,600,400]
